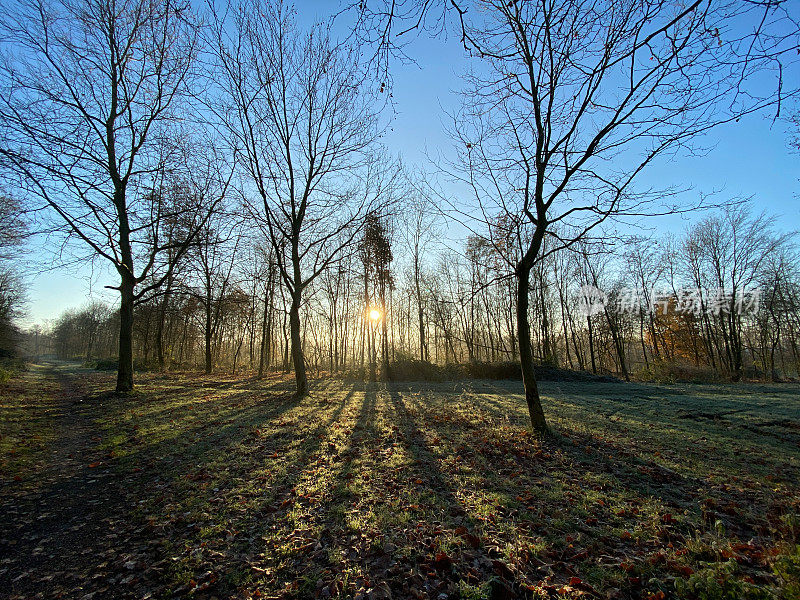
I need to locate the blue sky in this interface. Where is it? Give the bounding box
[20,1,799,326]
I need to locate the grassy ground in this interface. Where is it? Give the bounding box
[1,366,799,599]
[0,364,60,482]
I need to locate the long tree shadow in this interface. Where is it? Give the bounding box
[3,374,356,599]
[165,383,361,596]
[467,378,800,480]
[145,378,800,598]
[379,383,529,599]
[366,380,795,595]
[386,383,473,523]
[16,372,794,599]
[254,381,381,594]
[549,383,783,529]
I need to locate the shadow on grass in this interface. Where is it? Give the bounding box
[27,373,796,599]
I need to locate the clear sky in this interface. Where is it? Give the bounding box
[19,1,800,327]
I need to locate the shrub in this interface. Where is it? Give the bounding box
[85,357,118,371]
[385,359,449,381]
[638,361,721,384]
[0,357,26,383]
[674,559,772,600]
[463,361,521,380]
[337,365,369,381]
[338,359,621,384]
[85,357,154,372]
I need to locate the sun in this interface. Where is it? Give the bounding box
[369,308,381,321]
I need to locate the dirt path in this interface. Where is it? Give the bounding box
[0,363,155,600]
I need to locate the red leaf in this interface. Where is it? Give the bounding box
[463,532,481,548]
[433,552,452,571]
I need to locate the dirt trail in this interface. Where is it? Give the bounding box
[0,363,149,600]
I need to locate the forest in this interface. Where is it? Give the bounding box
[40,202,800,387]
[1,0,800,599]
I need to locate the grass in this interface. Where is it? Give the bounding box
[0,364,60,483]
[2,367,800,599]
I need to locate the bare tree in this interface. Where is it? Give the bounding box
[208,0,393,396]
[624,236,666,369]
[0,195,26,260]
[400,187,439,362]
[0,0,221,391]
[186,211,242,375]
[439,0,797,433]
[684,204,794,380]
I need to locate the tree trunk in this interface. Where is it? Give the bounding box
[141,308,152,364]
[380,281,390,378]
[362,261,369,369]
[204,298,213,375]
[539,275,554,365]
[369,324,377,382]
[516,264,548,434]
[116,274,135,392]
[114,174,135,392]
[258,289,270,377]
[415,250,427,361]
[86,327,94,361]
[258,264,275,377]
[639,312,649,370]
[605,309,629,381]
[289,291,308,396]
[156,271,173,372]
[587,315,597,374]
[508,278,517,361]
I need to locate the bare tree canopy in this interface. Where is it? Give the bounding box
[351,0,800,432]
[207,0,398,396]
[0,0,226,391]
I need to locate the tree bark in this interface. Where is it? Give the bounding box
[156,270,173,372]
[414,249,427,361]
[115,175,135,392]
[516,264,548,435]
[204,290,213,374]
[258,263,275,377]
[116,273,135,392]
[258,290,270,377]
[380,280,390,378]
[289,291,308,395]
[587,314,597,374]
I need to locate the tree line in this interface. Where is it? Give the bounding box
[36,201,800,385]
